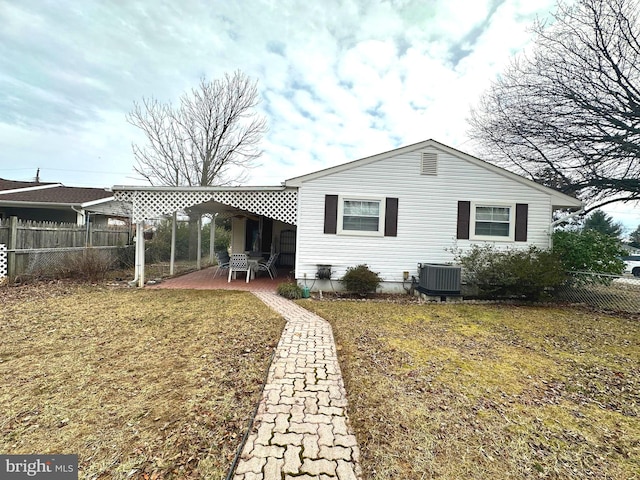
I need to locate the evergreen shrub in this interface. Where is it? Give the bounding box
[340,264,382,296]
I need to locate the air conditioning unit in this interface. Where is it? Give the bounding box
[417,263,461,296]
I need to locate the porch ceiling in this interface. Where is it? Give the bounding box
[113,187,298,224]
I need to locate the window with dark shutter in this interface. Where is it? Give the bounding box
[327,195,399,237]
[466,202,525,242]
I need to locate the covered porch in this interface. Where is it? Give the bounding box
[113,186,298,287]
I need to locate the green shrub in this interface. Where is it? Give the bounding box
[340,264,382,296]
[456,245,566,301]
[552,229,626,274]
[277,282,303,299]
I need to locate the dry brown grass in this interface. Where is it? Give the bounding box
[0,283,285,479]
[300,300,640,479]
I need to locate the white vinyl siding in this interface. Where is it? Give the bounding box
[338,196,385,235]
[294,146,556,290]
[471,203,515,240]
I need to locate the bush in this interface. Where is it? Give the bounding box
[146,219,230,263]
[116,245,135,269]
[146,221,190,263]
[456,245,566,301]
[57,249,115,282]
[552,229,626,274]
[277,282,304,299]
[340,264,382,296]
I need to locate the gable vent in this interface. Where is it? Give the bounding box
[421,152,438,175]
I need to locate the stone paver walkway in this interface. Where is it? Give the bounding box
[233,292,362,480]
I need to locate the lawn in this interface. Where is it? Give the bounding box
[0,284,285,479]
[300,300,640,479]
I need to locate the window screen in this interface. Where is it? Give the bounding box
[343,200,380,231]
[475,206,510,237]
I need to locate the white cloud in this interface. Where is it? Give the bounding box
[2,0,589,212]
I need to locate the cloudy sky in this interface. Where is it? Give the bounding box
[1,0,637,228]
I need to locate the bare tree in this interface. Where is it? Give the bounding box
[468,0,640,212]
[127,70,267,187]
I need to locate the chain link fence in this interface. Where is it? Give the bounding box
[10,246,134,281]
[554,271,640,314]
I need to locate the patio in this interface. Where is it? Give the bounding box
[113,186,298,288]
[146,266,292,292]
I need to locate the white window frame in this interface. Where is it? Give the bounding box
[470,202,516,241]
[337,195,386,237]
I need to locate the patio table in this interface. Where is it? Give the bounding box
[247,258,261,279]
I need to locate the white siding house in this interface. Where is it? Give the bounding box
[286,139,582,293]
[113,139,582,289]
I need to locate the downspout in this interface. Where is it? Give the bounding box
[135,222,145,287]
[71,206,85,226]
[85,212,92,246]
[170,212,176,276]
[196,214,202,270]
[71,206,90,246]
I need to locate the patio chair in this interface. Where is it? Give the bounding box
[228,253,251,283]
[214,250,230,277]
[255,252,279,279]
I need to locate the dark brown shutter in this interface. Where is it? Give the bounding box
[384,197,398,237]
[324,195,338,234]
[515,203,528,242]
[457,201,470,239]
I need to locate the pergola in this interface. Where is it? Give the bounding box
[113,185,298,286]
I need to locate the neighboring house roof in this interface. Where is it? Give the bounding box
[0,178,120,212]
[0,186,113,206]
[284,139,583,209]
[0,179,58,190]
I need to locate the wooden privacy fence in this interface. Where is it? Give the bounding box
[0,217,131,249]
[0,217,132,280]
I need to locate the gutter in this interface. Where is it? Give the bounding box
[0,200,90,208]
[0,183,62,195]
[111,185,289,192]
[81,196,115,208]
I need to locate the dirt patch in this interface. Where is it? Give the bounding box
[1,283,285,478]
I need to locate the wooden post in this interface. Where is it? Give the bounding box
[7,216,17,280]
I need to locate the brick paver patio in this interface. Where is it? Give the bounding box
[146,266,287,292]
[233,292,362,479]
